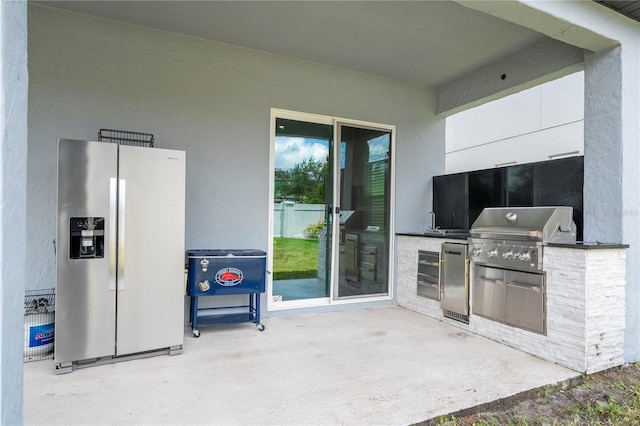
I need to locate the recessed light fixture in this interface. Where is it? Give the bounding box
[278,125,285,129]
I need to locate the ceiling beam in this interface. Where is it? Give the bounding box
[455,0,619,52]
[435,38,584,116]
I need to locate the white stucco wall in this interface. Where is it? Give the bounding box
[445,71,584,173]
[24,2,640,362]
[0,1,27,424]
[26,6,443,305]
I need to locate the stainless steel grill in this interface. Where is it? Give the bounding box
[468,206,577,334]
[468,206,576,272]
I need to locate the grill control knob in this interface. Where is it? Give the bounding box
[518,252,531,261]
[487,248,498,258]
[502,250,513,259]
[472,248,482,256]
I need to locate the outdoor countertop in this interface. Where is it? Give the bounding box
[546,242,629,250]
[396,232,470,240]
[397,233,628,249]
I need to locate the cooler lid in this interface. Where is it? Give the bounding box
[186,249,266,258]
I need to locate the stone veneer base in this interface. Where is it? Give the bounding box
[396,235,626,373]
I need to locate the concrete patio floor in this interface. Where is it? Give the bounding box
[24,306,578,425]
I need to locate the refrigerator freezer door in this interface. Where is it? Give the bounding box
[55,139,118,364]
[115,145,185,355]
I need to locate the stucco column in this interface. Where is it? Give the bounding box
[583,47,623,243]
[0,1,28,424]
[584,45,640,362]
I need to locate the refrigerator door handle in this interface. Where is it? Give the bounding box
[117,178,126,291]
[109,178,117,291]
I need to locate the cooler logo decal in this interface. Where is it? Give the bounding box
[29,323,54,347]
[215,267,244,287]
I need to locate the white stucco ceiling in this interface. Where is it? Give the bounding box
[34,0,552,89]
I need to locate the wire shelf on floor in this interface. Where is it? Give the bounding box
[98,129,154,147]
[24,289,55,362]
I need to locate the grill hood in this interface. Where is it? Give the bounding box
[470,206,577,243]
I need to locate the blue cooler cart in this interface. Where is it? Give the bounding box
[186,249,266,337]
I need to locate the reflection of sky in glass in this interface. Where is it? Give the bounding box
[339,135,389,169]
[275,133,389,171]
[368,135,389,162]
[275,137,329,170]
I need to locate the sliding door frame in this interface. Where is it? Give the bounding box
[268,108,396,312]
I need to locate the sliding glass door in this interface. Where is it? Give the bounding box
[270,112,393,307]
[272,117,333,302]
[335,124,392,299]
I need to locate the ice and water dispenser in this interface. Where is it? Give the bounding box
[69,217,105,259]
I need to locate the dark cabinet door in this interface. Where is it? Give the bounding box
[433,173,467,229]
[506,163,534,207]
[432,156,583,235]
[536,156,584,240]
[468,168,504,226]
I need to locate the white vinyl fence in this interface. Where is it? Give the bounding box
[273,202,325,238]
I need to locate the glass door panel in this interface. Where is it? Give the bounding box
[335,124,391,299]
[272,118,333,301]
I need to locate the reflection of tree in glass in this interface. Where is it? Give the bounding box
[275,157,327,204]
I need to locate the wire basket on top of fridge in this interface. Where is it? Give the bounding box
[98,129,154,147]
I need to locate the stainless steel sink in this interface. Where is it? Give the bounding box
[423,229,470,237]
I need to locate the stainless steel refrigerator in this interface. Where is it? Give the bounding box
[55,138,186,373]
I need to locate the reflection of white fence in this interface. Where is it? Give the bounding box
[274,202,325,238]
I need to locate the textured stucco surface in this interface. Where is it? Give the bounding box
[22,1,640,362]
[0,4,635,425]
[26,6,444,312]
[436,38,584,116]
[0,1,28,424]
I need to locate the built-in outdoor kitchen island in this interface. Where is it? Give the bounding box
[396,211,628,374]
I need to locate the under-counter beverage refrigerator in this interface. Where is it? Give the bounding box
[55,138,186,373]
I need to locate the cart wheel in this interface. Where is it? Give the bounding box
[257,323,265,331]
[193,329,200,338]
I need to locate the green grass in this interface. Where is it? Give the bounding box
[436,370,640,426]
[273,237,319,280]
